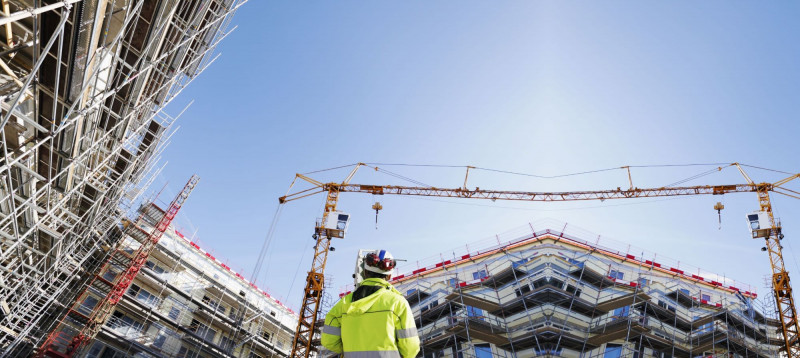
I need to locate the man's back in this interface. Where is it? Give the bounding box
[321,278,420,358]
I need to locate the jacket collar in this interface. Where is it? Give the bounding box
[359,278,401,295]
[360,278,390,287]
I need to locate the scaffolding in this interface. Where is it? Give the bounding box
[342,220,783,358]
[0,0,244,355]
[37,174,200,357]
[69,202,297,358]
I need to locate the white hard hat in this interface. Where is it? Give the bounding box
[363,249,396,275]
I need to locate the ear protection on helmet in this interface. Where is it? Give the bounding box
[365,252,396,272]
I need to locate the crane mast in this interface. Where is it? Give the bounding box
[756,187,800,355]
[36,175,199,358]
[287,166,362,358]
[289,188,339,358]
[282,163,800,358]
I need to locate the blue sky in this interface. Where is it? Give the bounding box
[156,2,800,310]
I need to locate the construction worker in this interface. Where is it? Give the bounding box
[321,249,420,358]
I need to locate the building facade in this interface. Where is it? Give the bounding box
[83,203,297,358]
[377,226,781,358]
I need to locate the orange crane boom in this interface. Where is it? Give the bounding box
[282,163,800,358]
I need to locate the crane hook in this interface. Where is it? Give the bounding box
[714,202,724,230]
[372,202,383,230]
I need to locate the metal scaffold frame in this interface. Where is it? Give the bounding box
[37,174,200,357]
[74,202,296,358]
[0,0,246,355]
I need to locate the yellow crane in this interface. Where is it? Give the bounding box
[280,163,800,358]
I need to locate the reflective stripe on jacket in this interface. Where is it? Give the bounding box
[321,278,420,358]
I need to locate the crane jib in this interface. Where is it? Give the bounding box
[341,183,755,201]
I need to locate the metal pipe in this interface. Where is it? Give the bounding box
[0,57,24,88]
[0,5,70,130]
[0,0,83,27]
[0,40,33,58]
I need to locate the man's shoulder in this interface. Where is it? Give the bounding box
[384,288,404,298]
[381,286,411,305]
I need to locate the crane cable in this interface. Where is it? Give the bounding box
[365,162,739,191]
[365,162,734,179]
[663,164,734,188]
[284,236,314,312]
[740,163,795,176]
[250,204,284,285]
[302,163,361,175]
[361,164,433,187]
[300,163,433,187]
[300,163,796,186]
[253,175,309,284]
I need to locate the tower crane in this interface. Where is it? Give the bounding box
[280,163,800,358]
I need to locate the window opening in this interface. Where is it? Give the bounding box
[474,344,492,358]
[609,270,624,280]
[472,270,488,280]
[612,306,630,320]
[466,306,484,321]
[604,344,623,358]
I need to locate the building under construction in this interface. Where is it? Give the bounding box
[0,0,793,357]
[0,0,244,356]
[365,222,783,358]
[77,202,297,358]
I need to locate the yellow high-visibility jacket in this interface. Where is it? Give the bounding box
[321,278,420,358]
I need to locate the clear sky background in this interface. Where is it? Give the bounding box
[154,1,799,311]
